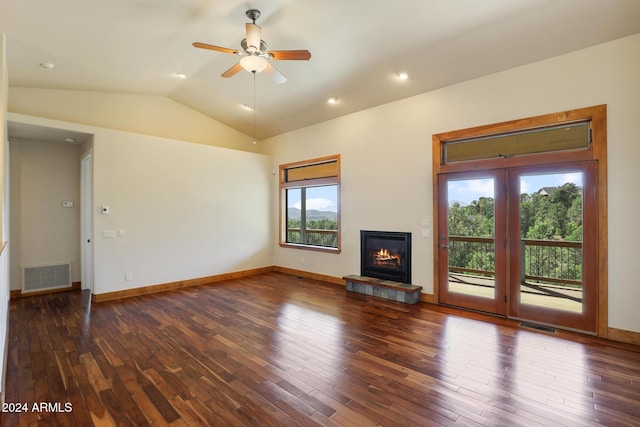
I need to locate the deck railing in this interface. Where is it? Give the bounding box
[287,228,338,247]
[448,235,582,287]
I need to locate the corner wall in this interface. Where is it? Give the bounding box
[90,125,273,295]
[8,113,273,299]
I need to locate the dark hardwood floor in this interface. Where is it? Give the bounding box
[2,272,640,426]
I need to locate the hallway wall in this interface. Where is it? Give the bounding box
[9,138,81,290]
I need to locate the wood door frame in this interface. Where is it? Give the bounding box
[81,151,94,294]
[432,105,607,336]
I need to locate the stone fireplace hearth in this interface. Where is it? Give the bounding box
[343,230,421,304]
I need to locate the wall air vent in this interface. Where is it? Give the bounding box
[22,263,71,293]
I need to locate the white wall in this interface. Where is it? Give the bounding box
[9,138,81,290]
[7,113,273,297]
[91,127,272,295]
[266,33,640,334]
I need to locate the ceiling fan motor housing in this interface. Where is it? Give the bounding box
[241,39,268,55]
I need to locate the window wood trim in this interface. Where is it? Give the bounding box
[432,105,608,337]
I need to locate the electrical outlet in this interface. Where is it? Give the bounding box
[125,273,132,281]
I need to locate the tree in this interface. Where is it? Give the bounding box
[448,182,584,283]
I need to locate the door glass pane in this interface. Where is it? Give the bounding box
[519,173,583,313]
[446,178,496,299]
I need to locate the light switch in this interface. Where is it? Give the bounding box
[62,201,74,208]
[102,230,116,239]
[118,229,126,238]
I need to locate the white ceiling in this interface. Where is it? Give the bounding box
[2,0,640,141]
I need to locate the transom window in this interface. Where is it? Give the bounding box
[279,155,341,252]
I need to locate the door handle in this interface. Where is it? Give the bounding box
[440,244,449,249]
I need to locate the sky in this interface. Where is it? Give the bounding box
[447,172,582,206]
[287,185,338,211]
[286,173,583,211]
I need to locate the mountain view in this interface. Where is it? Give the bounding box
[287,208,337,221]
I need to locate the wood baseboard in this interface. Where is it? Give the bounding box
[91,267,274,303]
[420,292,435,304]
[92,266,346,303]
[91,266,432,305]
[271,266,345,286]
[607,327,640,346]
[12,267,636,346]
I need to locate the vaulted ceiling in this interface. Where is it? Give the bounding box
[2,0,640,140]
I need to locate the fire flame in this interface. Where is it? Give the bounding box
[374,248,401,264]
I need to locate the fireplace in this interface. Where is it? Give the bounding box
[360,230,412,283]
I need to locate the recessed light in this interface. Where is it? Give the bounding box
[175,72,187,79]
[40,62,55,70]
[64,137,76,143]
[397,72,408,81]
[328,97,338,105]
[241,103,254,111]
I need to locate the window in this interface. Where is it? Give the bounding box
[444,121,591,163]
[279,155,340,252]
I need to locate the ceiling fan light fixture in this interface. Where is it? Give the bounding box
[240,55,268,73]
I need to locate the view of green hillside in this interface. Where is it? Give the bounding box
[286,209,338,247]
[449,182,583,241]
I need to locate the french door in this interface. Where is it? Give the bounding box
[437,169,507,315]
[438,162,597,332]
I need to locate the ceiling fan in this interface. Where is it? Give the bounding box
[193,9,311,83]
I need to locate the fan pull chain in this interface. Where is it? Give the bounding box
[252,71,257,144]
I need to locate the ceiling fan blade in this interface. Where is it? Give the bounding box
[193,42,240,55]
[221,62,244,78]
[268,50,311,61]
[245,23,262,52]
[264,62,287,84]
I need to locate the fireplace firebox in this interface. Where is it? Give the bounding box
[360,230,412,284]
